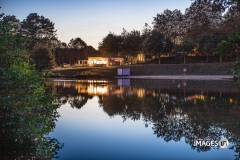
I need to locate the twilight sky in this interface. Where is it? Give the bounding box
[1,0,192,49]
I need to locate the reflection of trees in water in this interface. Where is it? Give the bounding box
[47,81,240,158]
[49,84,94,109]
[0,95,64,159]
[0,87,63,159]
[99,92,240,157]
[56,94,93,109]
[69,95,93,109]
[179,99,240,158]
[56,96,68,105]
[152,112,224,152]
[56,94,93,111]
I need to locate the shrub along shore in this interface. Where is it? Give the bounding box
[47,62,235,79]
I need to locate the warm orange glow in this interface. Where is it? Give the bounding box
[49,81,222,103]
[187,94,205,101]
[88,84,108,95]
[229,98,233,103]
[137,88,145,98]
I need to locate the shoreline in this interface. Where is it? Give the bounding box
[114,75,234,81]
[46,75,236,81]
[46,63,238,81]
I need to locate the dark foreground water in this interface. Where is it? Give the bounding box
[46,79,240,160]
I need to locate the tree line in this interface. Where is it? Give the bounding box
[99,0,240,64]
[1,0,240,68]
[1,12,99,70]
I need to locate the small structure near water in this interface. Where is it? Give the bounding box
[117,68,130,76]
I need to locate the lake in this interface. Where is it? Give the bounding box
[46,79,240,160]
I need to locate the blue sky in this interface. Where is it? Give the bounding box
[1,0,192,49]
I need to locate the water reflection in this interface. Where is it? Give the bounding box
[0,85,63,159]
[46,79,240,159]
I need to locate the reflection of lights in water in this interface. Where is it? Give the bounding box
[53,80,108,84]
[159,96,170,103]
[50,81,230,104]
[183,82,187,87]
[171,96,177,100]
[198,95,205,100]
[160,93,169,97]
[110,86,124,95]
[152,92,158,97]
[74,84,88,94]
[87,80,107,83]
[88,84,108,95]
[137,88,145,98]
[210,97,215,100]
[187,94,205,101]
[159,94,170,103]
[63,81,71,88]
[171,108,183,114]
[58,82,109,95]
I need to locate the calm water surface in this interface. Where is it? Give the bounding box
[46,79,240,160]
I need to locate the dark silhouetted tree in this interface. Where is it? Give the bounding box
[98,32,123,57]
[143,30,173,64]
[68,37,87,49]
[31,47,56,70]
[22,13,57,50]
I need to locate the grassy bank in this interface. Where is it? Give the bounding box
[47,62,235,79]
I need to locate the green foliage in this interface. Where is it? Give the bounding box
[0,15,63,159]
[198,34,218,56]
[143,30,173,64]
[121,29,143,57]
[153,9,184,39]
[98,33,123,57]
[215,40,230,57]
[176,40,196,53]
[232,57,240,75]
[55,46,99,65]
[21,13,57,51]
[0,22,27,68]
[99,2,238,63]
[22,13,56,39]
[214,33,240,62]
[194,0,240,12]
[31,47,56,70]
